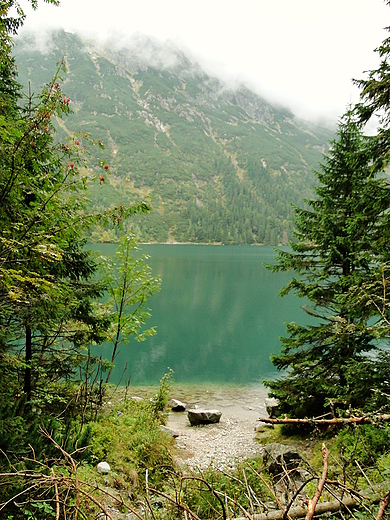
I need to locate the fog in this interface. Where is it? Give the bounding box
[18,0,389,127]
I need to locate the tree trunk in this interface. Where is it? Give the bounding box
[258,415,390,426]
[24,325,32,402]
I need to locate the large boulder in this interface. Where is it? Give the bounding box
[262,443,302,475]
[187,409,222,426]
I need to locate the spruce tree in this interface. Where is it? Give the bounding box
[354,3,390,170]
[264,113,390,418]
[0,1,150,424]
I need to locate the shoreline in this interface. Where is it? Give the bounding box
[90,240,288,247]
[126,382,270,421]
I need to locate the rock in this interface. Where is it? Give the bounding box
[168,398,186,411]
[262,443,302,476]
[131,396,143,402]
[160,425,180,438]
[187,409,222,426]
[97,461,111,474]
[254,423,274,432]
[265,397,281,418]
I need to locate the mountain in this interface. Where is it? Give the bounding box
[13,30,333,245]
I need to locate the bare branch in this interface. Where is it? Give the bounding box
[305,444,328,520]
[376,491,390,520]
[258,415,390,426]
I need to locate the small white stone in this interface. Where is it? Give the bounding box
[97,461,111,474]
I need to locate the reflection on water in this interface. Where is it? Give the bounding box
[91,244,310,385]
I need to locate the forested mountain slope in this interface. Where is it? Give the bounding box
[14,30,333,244]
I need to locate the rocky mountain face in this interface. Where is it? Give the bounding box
[14,30,333,244]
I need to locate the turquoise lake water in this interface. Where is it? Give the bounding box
[92,244,308,386]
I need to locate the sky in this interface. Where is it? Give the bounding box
[18,0,390,127]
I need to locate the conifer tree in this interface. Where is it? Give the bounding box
[0,1,150,422]
[354,0,390,170]
[264,113,390,418]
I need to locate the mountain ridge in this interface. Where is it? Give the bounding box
[14,30,334,245]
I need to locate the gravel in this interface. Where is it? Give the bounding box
[166,384,268,470]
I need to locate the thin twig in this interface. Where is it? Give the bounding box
[245,462,290,519]
[355,459,375,493]
[51,468,60,520]
[148,487,201,520]
[243,468,254,516]
[283,476,316,519]
[39,427,80,519]
[213,490,253,520]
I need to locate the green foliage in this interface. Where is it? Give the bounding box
[12,30,334,246]
[149,369,174,421]
[83,392,175,485]
[336,423,390,469]
[264,113,390,418]
[0,0,151,472]
[23,502,56,520]
[354,21,390,171]
[101,233,161,383]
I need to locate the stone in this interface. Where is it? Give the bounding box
[187,409,222,426]
[262,443,302,476]
[97,461,111,474]
[160,425,180,438]
[168,398,186,411]
[254,423,274,432]
[131,396,143,402]
[265,397,281,418]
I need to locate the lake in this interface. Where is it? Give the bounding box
[92,244,307,386]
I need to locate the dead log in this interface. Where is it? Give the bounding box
[258,414,390,426]
[233,482,390,520]
[234,493,378,520]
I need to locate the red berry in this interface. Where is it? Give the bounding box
[70,163,74,168]
[65,144,69,151]
[104,164,109,170]
[55,82,59,88]
[75,140,80,145]
[100,176,105,182]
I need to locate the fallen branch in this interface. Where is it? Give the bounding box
[234,483,389,520]
[258,415,390,426]
[305,444,328,520]
[376,490,390,520]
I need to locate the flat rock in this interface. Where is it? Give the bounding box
[160,425,180,438]
[187,409,222,426]
[168,398,186,412]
